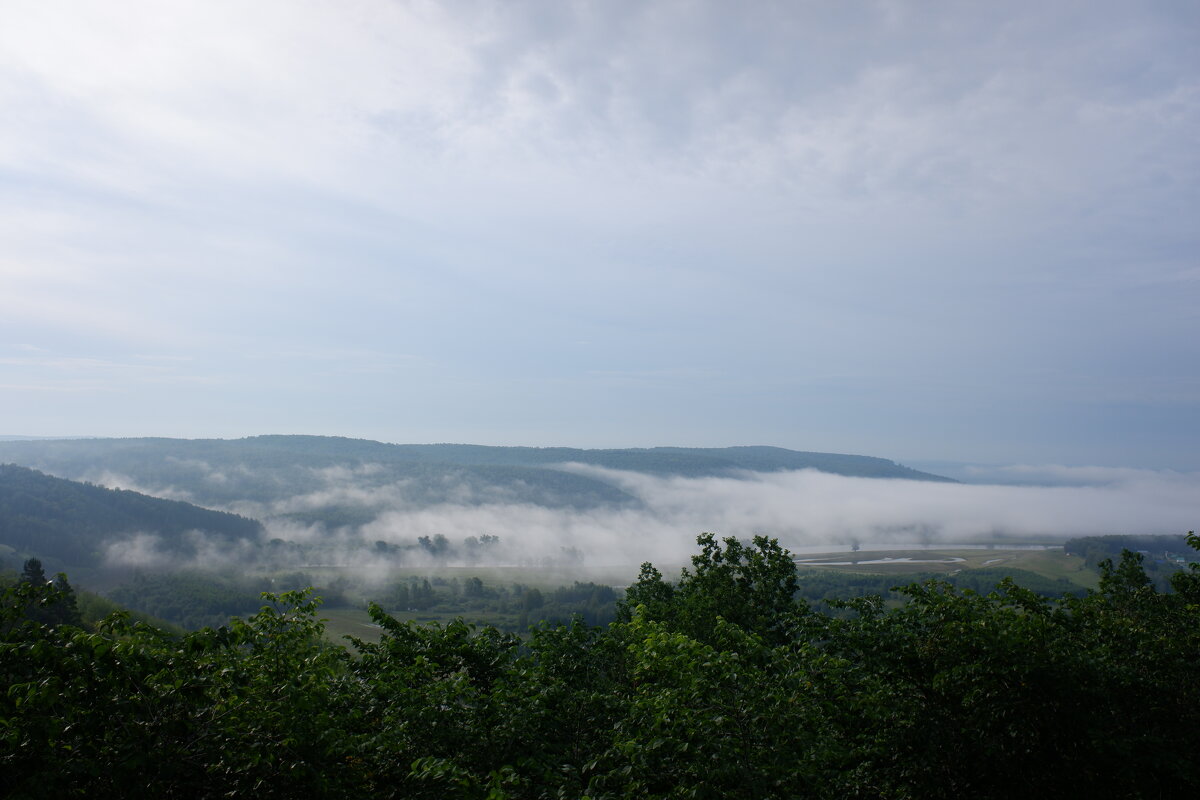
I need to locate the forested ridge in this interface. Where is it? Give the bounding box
[0,437,952,519]
[0,464,263,568]
[0,436,953,481]
[3,533,1197,798]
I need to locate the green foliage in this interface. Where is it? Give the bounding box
[792,564,1084,618]
[107,571,288,630]
[2,585,360,798]
[3,533,1199,797]
[4,560,82,628]
[19,557,47,585]
[372,576,618,632]
[1065,532,1198,590]
[620,533,804,646]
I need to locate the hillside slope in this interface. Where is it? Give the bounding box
[0,464,264,571]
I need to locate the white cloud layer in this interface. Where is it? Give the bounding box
[399,466,1199,564]
[99,464,1198,570]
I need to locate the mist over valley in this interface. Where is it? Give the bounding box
[4,436,1196,588]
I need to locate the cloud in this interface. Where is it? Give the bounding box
[87,470,196,503]
[102,529,260,570]
[102,533,174,569]
[85,458,1198,581]
[5,1,1192,218]
[236,465,1200,568]
[551,465,1200,552]
[960,463,1199,487]
[1,2,1196,463]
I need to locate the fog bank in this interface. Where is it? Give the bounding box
[94,463,1199,571]
[277,465,1200,567]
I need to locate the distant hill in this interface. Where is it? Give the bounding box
[0,435,950,490]
[0,437,641,512]
[0,437,952,535]
[324,441,952,480]
[0,463,264,571]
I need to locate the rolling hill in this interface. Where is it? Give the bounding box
[0,436,953,515]
[0,463,264,573]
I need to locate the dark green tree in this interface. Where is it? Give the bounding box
[20,557,47,585]
[620,533,806,646]
[50,572,82,627]
[3,533,1200,798]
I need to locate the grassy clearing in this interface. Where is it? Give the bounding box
[793,547,1098,589]
[320,606,527,644]
[320,608,381,644]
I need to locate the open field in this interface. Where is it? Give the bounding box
[792,546,1098,588]
[320,607,525,644]
[320,608,383,644]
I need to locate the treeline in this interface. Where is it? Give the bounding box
[793,565,1082,614]
[380,576,619,629]
[362,533,504,564]
[1065,533,1197,562]
[1,558,176,633]
[106,572,293,631]
[4,533,1198,797]
[73,564,1079,636]
[1065,533,1197,591]
[104,568,619,632]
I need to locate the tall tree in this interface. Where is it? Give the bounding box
[51,572,82,627]
[20,557,47,585]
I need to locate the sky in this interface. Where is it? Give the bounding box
[1,0,1198,470]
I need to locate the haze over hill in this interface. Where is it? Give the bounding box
[3,435,1197,578]
[0,463,263,574]
[0,435,952,510]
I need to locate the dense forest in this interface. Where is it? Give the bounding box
[94,559,1086,634]
[100,569,620,632]
[3,532,1197,798]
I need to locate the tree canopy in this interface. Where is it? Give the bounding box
[3,532,1198,798]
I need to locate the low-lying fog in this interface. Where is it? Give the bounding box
[99,463,1200,572]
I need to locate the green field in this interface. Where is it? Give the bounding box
[792,547,1098,588]
[320,606,525,644]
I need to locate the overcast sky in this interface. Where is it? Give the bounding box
[2,1,1197,469]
